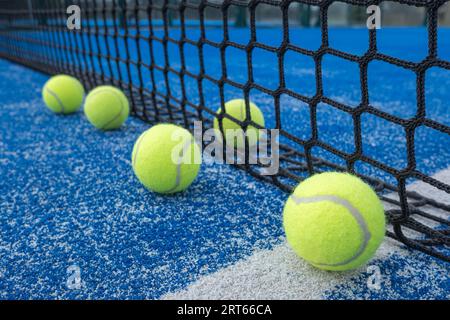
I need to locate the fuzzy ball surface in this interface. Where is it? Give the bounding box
[132,124,202,194]
[84,86,129,130]
[213,99,265,149]
[283,172,386,271]
[42,75,85,114]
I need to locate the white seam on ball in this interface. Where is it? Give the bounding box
[290,194,372,267]
[86,89,125,129]
[45,87,66,113]
[163,139,194,194]
[132,130,151,169]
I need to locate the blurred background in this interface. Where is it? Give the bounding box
[2,0,450,28]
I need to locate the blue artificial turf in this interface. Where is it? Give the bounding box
[0,26,449,299]
[16,27,450,184]
[325,251,450,300]
[0,60,287,299]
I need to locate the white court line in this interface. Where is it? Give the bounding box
[162,168,450,300]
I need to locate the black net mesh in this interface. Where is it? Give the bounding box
[0,0,449,262]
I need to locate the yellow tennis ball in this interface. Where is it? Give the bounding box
[84,86,129,130]
[283,172,386,271]
[42,75,85,114]
[132,124,202,194]
[213,99,265,149]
